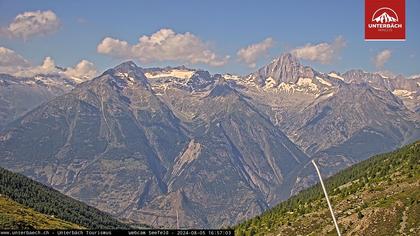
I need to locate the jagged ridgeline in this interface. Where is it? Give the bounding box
[0,167,131,229]
[234,141,420,235]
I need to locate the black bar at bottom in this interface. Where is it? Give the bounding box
[0,230,234,236]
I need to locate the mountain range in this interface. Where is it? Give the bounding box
[0,71,88,130]
[0,53,419,228]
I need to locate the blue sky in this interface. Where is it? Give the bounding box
[0,0,419,76]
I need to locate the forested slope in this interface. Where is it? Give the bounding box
[0,167,130,229]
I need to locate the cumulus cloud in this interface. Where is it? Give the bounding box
[291,36,346,64]
[97,28,229,66]
[237,37,274,68]
[373,49,391,68]
[0,46,30,73]
[13,56,57,77]
[63,60,97,79]
[1,10,60,39]
[0,47,96,80]
[97,37,131,58]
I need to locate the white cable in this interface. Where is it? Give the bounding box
[176,210,179,229]
[312,159,341,236]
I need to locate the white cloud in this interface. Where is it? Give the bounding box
[97,28,229,66]
[0,46,30,73]
[291,36,346,64]
[97,37,131,58]
[1,10,60,39]
[237,37,274,68]
[63,60,97,79]
[0,47,96,80]
[14,56,57,77]
[373,49,391,68]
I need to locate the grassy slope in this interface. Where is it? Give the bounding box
[0,167,130,229]
[234,141,420,236]
[0,195,83,229]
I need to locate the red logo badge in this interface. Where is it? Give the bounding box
[365,0,406,41]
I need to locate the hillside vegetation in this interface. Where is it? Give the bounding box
[234,141,420,235]
[0,167,130,229]
[0,195,83,229]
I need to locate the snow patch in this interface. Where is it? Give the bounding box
[316,76,332,86]
[319,92,334,99]
[264,77,277,88]
[115,72,135,85]
[278,82,295,93]
[392,89,414,99]
[68,76,83,83]
[23,80,36,85]
[145,69,195,80]
[370,86,382,90]
[328,73,344,81]
[296,78,318,91]
[33,75,67,87]
[277,79,319,94]
[223,74,241,81]
[408,74,420,79]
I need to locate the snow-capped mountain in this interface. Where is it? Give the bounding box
[340,70,420,112]
[0,72,88,129]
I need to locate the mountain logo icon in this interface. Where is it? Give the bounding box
[365,0,405,41]
[371,7,399,23]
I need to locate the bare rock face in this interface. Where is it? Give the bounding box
[250,53,316,85]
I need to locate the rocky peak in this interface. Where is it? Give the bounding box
[272,53,300,69]
[208,77,236,97]
[113,61,138,71]
[251,53,315,85]
[186,70,214,90]
[342,69,371,80]
[87,61,150,92]
[103,61,145,79]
